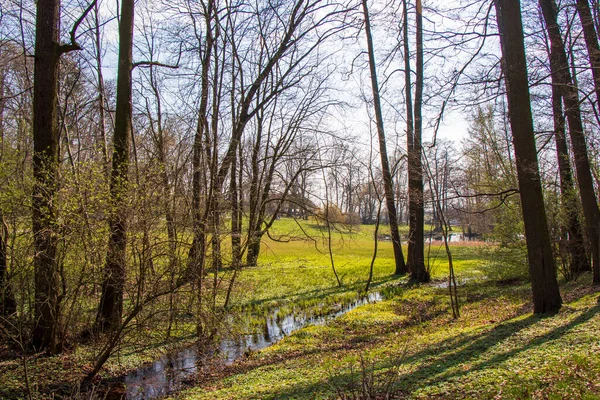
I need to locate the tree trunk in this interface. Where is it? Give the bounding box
[540,0,600,284]
[407,0,429,282]
[230,143,241,269]
[187,0,215,291]
[0,71,16,317]
[362,0,407,275]
[494,0,562,313]
[246,102,264,268]
[225,143,242,309]
[93,1,109,172]
[576,0,600,110]
[550,51,591,275]
[0,216,15,316]
[32,0,62,352]
[96,0,134,331]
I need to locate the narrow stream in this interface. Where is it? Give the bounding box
[431,276,478,289]
[117,291,382,399]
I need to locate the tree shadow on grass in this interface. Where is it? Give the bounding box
[261,299,600,399]
[398,303,600,389]
[238,274,402,311]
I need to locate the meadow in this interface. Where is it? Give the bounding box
[1,218,598,399]
[172,218,600,399]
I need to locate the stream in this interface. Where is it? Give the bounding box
[110,291,383,399]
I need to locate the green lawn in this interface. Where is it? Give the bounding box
[2,218,596,399]
[165,218,598,399]
[172,276,600,399]
[227,217,494,315]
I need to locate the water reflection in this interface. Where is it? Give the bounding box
[431,276,477,288]
[119,291,382,399]
[124,347,202,399]
[426,232,466,242]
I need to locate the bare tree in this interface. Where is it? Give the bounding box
[539,0,600,284]
[494,0,562,313]
[0,59,16,317]
[31,0,94,351]
[362,0,407,275]
[96,0,134,332]
[186,0,216,308]
[546,38,591,276]
[406,0,429,282]
[424,144,459,318]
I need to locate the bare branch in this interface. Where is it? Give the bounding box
[57,0,97,55]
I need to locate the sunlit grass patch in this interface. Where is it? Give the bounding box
[3,217,584,399]
[172,270,600,400]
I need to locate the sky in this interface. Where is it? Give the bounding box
[71,0,477,152]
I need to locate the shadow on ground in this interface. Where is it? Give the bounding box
[246,293,600,399]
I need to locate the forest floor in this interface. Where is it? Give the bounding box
[0,219,599,399]
[172,273,600,399]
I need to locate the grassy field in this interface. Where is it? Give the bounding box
[168,218,600,400]
[1,218,598,399]
[227,218,496,313]
[173,277,600,399]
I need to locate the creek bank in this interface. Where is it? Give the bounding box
[106,291,383,399]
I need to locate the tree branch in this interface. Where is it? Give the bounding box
[132,60,179,70]
[58,0,97,55]
[132,43,183,70]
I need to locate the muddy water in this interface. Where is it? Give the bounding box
[120,291,383,399]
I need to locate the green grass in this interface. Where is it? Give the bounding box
[2,218,595,399]
[227,218,493,316]
[171,276,600,400]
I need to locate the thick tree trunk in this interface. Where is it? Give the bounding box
[403,0,416,269]
[362,0,407,275]
[32,0,62,352]
[540,0,600,284]
[494,0,562,313]
[96,0,134,331]
[407,0,429,282]
[550,55,591,275]
[246,234,262,268]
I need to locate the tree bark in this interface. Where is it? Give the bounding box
[540,0,600,284]
[550,51,591,275]
[31,0,62,352]
[96,0,134,331]
[407,0,429,282]
[0,216,15,316]
[494,0,562,313]
[362,0,407,275]
[576,0,600,110]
